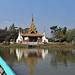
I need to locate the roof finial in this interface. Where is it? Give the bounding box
[44,29,45,32]
[19,28,21,33]
[32,14,33,22]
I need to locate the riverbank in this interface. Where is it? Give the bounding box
[0,42,75,48]
[39,43,75,49]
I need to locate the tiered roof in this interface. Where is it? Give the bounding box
[21,15,44,37]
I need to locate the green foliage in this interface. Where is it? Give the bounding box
[50,26,57,31]
[62,27,67,35]
[50,26,67,42]
[4,27,7,31]
[23,28,29,33]
[50,25,57,33]
[0,29,9,42]
[19,27,23,33]
[48,38,54,42]
[9,23,16,31]
[50,25,75,43]
[0,29,18,42]
[66,28,75,42]
[0,23,30,43]
[0,23,18,43]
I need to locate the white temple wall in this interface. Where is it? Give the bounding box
[42,36,48,43]
[24,37,29,40]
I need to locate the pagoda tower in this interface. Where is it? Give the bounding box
[28,15,37,34]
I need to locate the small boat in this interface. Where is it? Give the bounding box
[0,56,16,75]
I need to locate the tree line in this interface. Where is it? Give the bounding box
[49,26,75,42]
[0,24,75,43]
[0,23,29,43]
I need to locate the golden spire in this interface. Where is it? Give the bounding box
[32,14,33,22]
[43,29,45,33]
[19,28,21,33]
[31,15,34,25]
[42,29,45,35]
[44,29,45,32]
[29,15,37,34]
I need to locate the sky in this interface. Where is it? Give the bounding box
[0,0,75,37]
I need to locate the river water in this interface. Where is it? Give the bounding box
[0,48,75,75]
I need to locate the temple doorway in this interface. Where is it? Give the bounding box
[29,37,37,42]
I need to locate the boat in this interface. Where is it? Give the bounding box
[0,56,16,75]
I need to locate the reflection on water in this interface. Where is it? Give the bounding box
[16,48,48,75]
[16,48,48,61]
[0,48,75,75]
[50,50,75,67]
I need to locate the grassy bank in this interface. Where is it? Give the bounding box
[0,43,28,48]
[0,42,75,48]
[39,43,75,48]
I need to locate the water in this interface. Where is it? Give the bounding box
[0,48,75,75]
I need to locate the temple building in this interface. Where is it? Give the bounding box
[16,16,48,43]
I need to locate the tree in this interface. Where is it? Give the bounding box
[23,28,29,33]
[0,29,10,42]
[62,27,67,35]
[50,25,57,33]
[18,27,23,33]
[9,23,16,31]
[50,26,67,42]
[4,27,7,31]
[66,28,75,42]
[0,23,18,43]
[50,26,58,40]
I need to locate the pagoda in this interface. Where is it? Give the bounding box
[16,15,48,43]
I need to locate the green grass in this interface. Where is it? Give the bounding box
[0,43,28,48]
[0,42,75,48]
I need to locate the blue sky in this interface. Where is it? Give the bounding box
[0,0,75,37]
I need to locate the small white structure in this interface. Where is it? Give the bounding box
[16,30,23,43]
[42,29,48,43]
